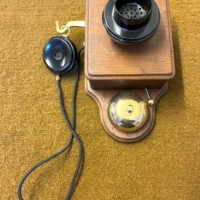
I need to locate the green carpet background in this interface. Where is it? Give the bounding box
[0,0,200,199]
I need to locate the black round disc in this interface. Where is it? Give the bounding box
[43,36,77,75]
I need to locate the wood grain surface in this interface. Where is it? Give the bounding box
[85,0,175,89]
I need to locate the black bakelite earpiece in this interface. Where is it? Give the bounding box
[43,36,77,75]
[102,0,160,44]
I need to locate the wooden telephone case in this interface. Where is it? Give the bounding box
[85,0,175,142]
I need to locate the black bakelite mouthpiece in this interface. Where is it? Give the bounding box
[103,0,160,44]
[43,36,77,75]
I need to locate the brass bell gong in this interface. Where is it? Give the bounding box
[108,92,149,132]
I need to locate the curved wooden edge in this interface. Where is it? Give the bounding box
[85,80,168,143]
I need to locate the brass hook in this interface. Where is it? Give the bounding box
[55,21,70,37]
[55,21,85,37]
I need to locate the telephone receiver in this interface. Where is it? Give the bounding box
[85,0,175,142]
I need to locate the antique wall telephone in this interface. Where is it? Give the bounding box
[18,0,174,199]
[85,0,175,142]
